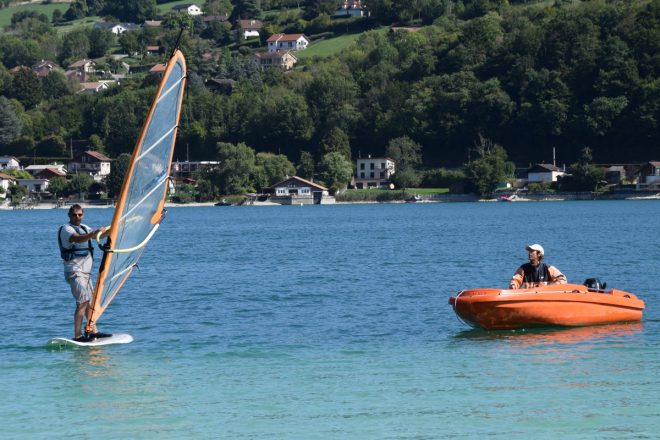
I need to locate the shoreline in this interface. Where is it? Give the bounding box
[1,191,658,210]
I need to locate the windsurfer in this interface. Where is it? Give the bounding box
[58,204,110,342]
[508,244,567,289]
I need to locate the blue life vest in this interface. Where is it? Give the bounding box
[58,224,94,261]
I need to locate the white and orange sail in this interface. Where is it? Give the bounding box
[85,50,187,334]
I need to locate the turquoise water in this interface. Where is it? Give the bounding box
[1,201,659,438]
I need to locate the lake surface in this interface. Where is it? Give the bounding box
[1,201,659,439]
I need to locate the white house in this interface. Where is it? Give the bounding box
[68,150,112,181]
[0,172,16,198]
[17,178,50,194]
[0,156,20,170]
[354,156,396,189]
[527,163,566,183]
[78,82,110,94]
[172,4,203,15]
[266,176,334,205]
[239,19,263,39]
[93,22,140,34]
[266,34,309,52]
[335,0,370,17]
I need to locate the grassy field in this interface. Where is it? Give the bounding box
[54,16,100,34]
[0,2,70,28]
[156,0,204,14]
[0,0,203,32]
[296,25,389,59]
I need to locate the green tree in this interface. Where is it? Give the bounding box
[0,96,22,145]
[8,183,28,203]
[320,151,353,193]
[296,151,315,180]
[52,9,63,24]
[464,138,515,197]
[89,28,115,58]
[69,173,95,198]
[386,136,422,170]
[321,127,351,160]
[560,147,606,192]
[61,30,90,62]
[212,142,256,195]
[118,32,142,56]
[88,134,107,154]
[0,35,43,68]
[172,183,195,203]
[36,134,67,156]
[305,60,359,140]
[391,168,421,190]
[195,178,217,202]
[42,70,70,100]
[48,176,68,198]
[64,0,88,20]
[230,0,262,21]
[106,153,131,198]
[255,152,296,187]
[303,0,335,20]
[162,12,193,30]
[266,93,314,153]
[101,0,159,22]
[7,68,42,109]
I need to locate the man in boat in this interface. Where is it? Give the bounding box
[508,244,567,289]
[58,204,110,342]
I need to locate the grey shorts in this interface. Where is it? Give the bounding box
[66,273,93,305]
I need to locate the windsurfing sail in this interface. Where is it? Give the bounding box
[85,50,187,333]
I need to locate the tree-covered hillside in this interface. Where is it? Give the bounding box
[1,0,659,173]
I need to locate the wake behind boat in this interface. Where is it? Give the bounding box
[449,283,645,330]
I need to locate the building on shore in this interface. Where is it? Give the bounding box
[264,176,335,205]
[354,156,396,189]
[68,150,112,182]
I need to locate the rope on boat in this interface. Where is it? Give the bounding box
[451,290,474,328]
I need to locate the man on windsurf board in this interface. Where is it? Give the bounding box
[58,204,110,342]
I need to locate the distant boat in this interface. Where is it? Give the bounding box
[405,195,421,203]
[215,199,232,206]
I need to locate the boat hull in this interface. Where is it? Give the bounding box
[449,284,645,330]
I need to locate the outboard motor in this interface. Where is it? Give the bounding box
[584,278,607,292]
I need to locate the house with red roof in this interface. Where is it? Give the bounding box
[68,150,112,181]
[266,34,309,52]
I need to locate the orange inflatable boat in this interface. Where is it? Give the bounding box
[449,283,645,330]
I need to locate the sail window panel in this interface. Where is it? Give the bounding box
[139,91,179,158]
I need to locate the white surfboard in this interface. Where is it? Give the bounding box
[47,333,133,347]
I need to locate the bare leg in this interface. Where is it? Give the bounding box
[74,301,88,338]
